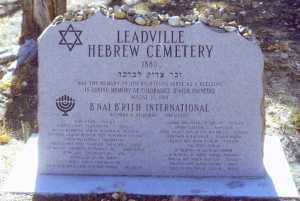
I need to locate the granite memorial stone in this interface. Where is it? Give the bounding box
[38,13,265,177]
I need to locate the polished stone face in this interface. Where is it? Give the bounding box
[38,13,265,177]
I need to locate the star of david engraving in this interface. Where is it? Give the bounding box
[59,24,83,51]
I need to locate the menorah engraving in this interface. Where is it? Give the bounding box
[56,95,75,116]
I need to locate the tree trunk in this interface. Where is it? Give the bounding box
[20,0,67,44]
[54,0,67,17]
[20,0,36,44]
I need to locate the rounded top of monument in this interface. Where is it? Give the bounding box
[51,3,254,41]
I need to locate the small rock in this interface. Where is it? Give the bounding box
[198,14,208,24]
[121,5,130,12]
[243,32,252,39]
[132,2,150,15]
[158,14,169,22]
[281,53,289,59]
[114,6,126,19]
[149,0,170,6]
[64,12,73,20]
[185,14,197,23]
[227,20,237,26]
[193,8,199,16]
[123,0,141,6]
[74,15,83,21]
[135,16,146,25]
[219,7,225,15]
[99,0,112,5]
[112,193,120,200]
[121,194,127,201]
[224,26,237,32]
[21,81,28,87]
[168,16,181,26]
[2,88,11,97]
[207,14,214,22]
[238,25,247,34]
[127,7,136,16]
[239,10,247,16]
[151,19,161,26]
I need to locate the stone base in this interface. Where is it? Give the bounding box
[0,134,299,198]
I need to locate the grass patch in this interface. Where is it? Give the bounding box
[0,124,12,144]
[0,81,12,91]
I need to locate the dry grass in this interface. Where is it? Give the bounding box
[290,108,300,132]
[0,81,12,91]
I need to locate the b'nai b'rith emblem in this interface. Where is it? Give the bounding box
[56,95,75,116]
